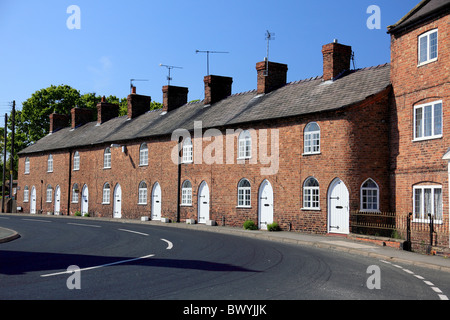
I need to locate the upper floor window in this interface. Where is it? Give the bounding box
[237,178,251,207]
[418,29,438,66]
[72,183,79,203]
[182,138,193,164]
[414,100,442,141]
[47,154,53,172]
[181,180,192,205]
[139,143,148,166]
[23,186,29,202]
[238,130,252,159]
[102,183,111,204]
[24,157,30,174]
[414,184,442,222]
[46,185,52,203]
[303,177,320,209]
[104,147,111,169]
[138,181,148,204]
[304,122,320,155]
[73,151,80,171]
[361,179,379,212]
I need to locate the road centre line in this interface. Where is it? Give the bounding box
[67,222,101,228]
[118,228,149,236]
[40,254,155,277]
[161,239,173,250]
[380,260,448,300]
[22,218,52,223]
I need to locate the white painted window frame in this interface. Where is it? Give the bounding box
[413,100,442,141]
[418,29,438,66]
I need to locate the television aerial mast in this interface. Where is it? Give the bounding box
[195,50,229,76]
[159,64,183,86]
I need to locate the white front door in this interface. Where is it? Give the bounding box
[198,181,210,224]
[113,184,122,219]
[81,185,89,216]
[328,178,350,234]
[30,186,36,214]
[258,180,274,230]
[54,185,61,215]
[151,182,161,221]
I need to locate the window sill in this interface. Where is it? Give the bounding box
[236,206,252,209]
[359,209,381,213]
[412,135,442,142]
[302,152,321,156]
[138,203,148,206]
[417,58,438,67]
[180,204,192,207]
[103,167,111,170]
[413,219,443,225]
[102,202,110,205]
[301,207,321,211]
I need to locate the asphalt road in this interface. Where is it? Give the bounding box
[1,214,450,302]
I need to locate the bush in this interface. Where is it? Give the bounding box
[243,220,258,230]
[74,211,82,216]
[267,222,281,232]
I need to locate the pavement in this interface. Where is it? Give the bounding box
[1,213,450,273]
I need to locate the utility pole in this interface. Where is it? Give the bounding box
[2,113,7,213]
[9,101,15,211]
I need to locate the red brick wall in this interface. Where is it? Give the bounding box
[17,87,391,234]
[390,13,449,247]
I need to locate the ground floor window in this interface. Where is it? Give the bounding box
[413,185,442,222]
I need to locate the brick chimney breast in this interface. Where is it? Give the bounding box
[162,85,189,112]
[127,88,151,119]
[49,113,70,133]
[71,107,93,129]
[322,41,352,81]
[256,61,288,94]
[203,75,233,105]
[97,99,119,124]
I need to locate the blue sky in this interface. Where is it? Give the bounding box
[0,0,415,113]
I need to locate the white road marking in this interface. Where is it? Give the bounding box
[68,223,101,228]
[118,228,149,236]
[380,260,448,300]
[161,239,173,250]
[22,219,51,223]
[40,254,155,277]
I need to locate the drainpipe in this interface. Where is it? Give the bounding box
[67,149,72,216]
[176,137,182,223]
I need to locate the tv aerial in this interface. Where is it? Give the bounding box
[264,30,275,76]
[159,64,183,86]
[130,79,148,93]
[195,50,229,76]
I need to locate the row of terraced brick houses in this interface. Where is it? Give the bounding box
[16,0,450,248]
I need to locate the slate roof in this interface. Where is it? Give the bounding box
[387,0,450,34]
[19,63,391,155]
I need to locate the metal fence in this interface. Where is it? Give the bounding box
[350,211,447,251]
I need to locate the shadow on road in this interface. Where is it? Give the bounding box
[0,250,259,276]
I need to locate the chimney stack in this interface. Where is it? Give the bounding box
[322,41,352,81]
[127,87,151,119]
[203,75,233,105]
[71,107,93,129]
[49,113,69,133]
[162,85,189,112]
[256,60,288,94]
[97,96,119,124]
